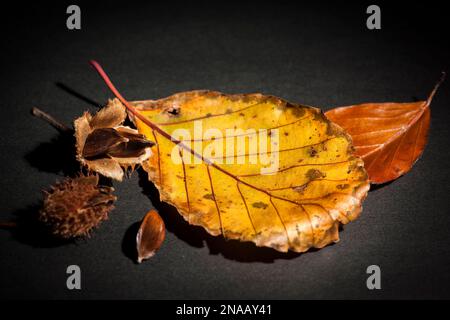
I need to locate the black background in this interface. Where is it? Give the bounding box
[1,1,449,299]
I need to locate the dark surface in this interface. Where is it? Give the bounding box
[1,1,449,299]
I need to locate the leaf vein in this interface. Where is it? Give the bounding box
[236,182,257,235]
[206,165,224,235]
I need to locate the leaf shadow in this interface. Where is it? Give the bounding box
[25,132,80,176]
[6,205,73,248]
[25,82,102,176]
[137,170,311,263]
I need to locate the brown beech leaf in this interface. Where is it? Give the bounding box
[325,75,444,184]
[136,210,165,263]
[91,61,369,253]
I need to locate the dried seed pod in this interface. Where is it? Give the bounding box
[136,210,165,263]
[74,99,155,181]
[39,174,116,239]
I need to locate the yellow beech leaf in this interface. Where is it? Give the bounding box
[91,61,370,253]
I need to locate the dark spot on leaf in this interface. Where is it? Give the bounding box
[293,184,307,193]
[286,103,306,118]
[305,169,326,180]
[336,184,350,190]
[203,194,215,201]
[252,202,268,209]
[309,147,318,157]
[167,107,180,116]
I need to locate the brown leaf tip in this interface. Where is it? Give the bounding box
[426,72,446,107]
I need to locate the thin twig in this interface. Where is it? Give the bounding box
[31,107,72,133]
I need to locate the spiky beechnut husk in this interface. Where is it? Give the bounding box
[39,174,116,239]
